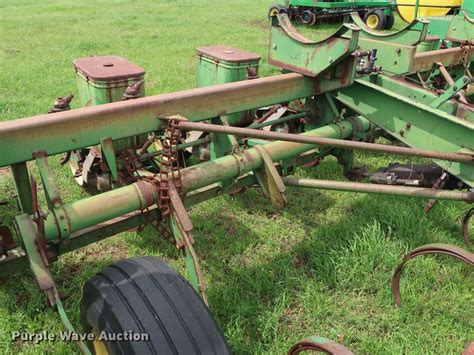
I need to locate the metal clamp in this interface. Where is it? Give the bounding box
[254,145,287,210]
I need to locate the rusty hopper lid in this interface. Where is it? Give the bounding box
[197,46,261,63]
[73,56,145,81]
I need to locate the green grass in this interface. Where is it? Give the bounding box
[0,1,473,354]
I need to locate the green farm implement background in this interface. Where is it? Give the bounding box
[0,0,472,353]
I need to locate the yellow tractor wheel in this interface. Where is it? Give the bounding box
[364,9,386,30]
[268,3,287,20]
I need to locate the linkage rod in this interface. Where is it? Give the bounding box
[174,120,474,164]
[282,177,474,202]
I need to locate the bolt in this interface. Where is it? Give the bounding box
[396,48,401,54]
[405,123,411,129]
[399,130,405,137]
[273,44,277,50]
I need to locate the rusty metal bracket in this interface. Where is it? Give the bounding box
[49,94,73,114]
[122,79,144,100]
[391,243,474,307]
[288,336,354,355]
[30,176,51,264]
[100,137,119,186]
[34,151,62,209]
[33,152,71,239]
[14,214,90,354]
[429,75,471,109]
[168,181,208,304]
[462,208,473,246]
[254,145,287,210]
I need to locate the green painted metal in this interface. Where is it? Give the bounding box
[56,294,92,355]
[42,182,155,240]
[100,137,119,185]
[349,13,428,46]
[35,152,63,209]
[74,57,145,107]
[0,14,473,349]
[196,47,260,88]
[209,115,239,161]
[429,75,471,108]
[287,0,390,9]
[364,74,472,122]
[14,214,54,293]
[344,15,429,75]
[33,119,366,243]
[0,73,316,167]
[11,163,33,215]
[269,15,360,77]
[447,12,474,41]
[334,76,474,187]
[196,46,260,126]
[75,72,143,106]
[180,118,371,192]
[0,118,368,277]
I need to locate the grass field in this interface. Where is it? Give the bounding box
[0,1,473,354]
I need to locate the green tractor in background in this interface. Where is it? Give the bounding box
[268,0,396,30]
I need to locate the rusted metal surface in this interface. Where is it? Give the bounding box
[253,145,287,209]
[122,79,145,100]
[48,94,73,114]
[0,73,315,167]
[29,176,56,264]
[197,45,261,63]
[269,15,359,77]
[391,243,474,307]
[0,226,14,256]
[423,171,449,214]
[282,177,474,202]
[173,120,474,164]
[436,63,470,104]
[412,46,474,73]
[462,208,473,246]
[288,337,354,355]
[168,181,207,303]
[159,117,184,217]
[73,56,145,81]
[463,342,474,355]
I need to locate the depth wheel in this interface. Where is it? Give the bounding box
[80,256,230,355]
[364,9,386,30]
[268,4,287,19]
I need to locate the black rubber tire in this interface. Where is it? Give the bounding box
[301,10,316,26]
[80,256,230,355]
[268,3,287,19]
[384,13,395,29]
[364,9,386,30]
